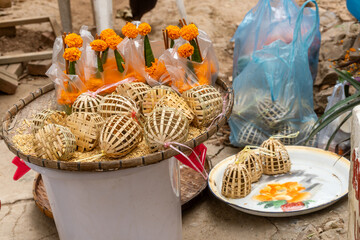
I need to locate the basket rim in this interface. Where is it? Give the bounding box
[2,78,234,172]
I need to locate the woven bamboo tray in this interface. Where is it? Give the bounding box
[2,78,233,171]
[33,158,212,218]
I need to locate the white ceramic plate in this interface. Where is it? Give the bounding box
[208,146,350,217]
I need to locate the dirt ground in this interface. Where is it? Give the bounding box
[0,0,355,239]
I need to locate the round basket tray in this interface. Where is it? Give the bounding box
[34,159,212,218]
[2,78,233,172]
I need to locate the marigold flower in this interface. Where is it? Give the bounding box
[106,35,123,50]
[166,25,180,40]
[63,47,82,62]
[179,24,199,41]
[122,22,138,39]
[90,39,108,52]
[145,58,169,81]
[64,33,83,48]
[138,22,151,36]
[178,43,194,58]
[100,28,116,41]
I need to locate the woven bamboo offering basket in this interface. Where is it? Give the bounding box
[66,112,105,152]
[155,94,194,122]
[142,85,178,116]
[182,85,223,127]
[100,115,143,158]
[72,92,103,113]
[260,138,291,175]
[32,109,66,133]
[34,124,76,161]
[144,107,189,152]
[98,94,138,119]
[116,82,151,107]
[221,162,251,199]
[257,98,287,127]
[235,147,263,183]
[273,122,297,145]
[238,123,268,146]
[2,78,232,171]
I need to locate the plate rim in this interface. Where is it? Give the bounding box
[207,146,350,217]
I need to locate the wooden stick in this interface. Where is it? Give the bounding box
[62,33,69,74]
[0,51,52,65]
[0,16,49,28]
[162,30,167,49]
[179,19,184,27]
[183,18,187,25]
[166,29,169,49]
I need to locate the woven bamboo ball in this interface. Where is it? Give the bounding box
[260,138,291,175]
[32,109,67,133]
[72,92,103,113]
[99,115,143,158]
[273,122,297,145]
[34,124,76,161]
[142,85,178,116]
[66,112,105,152]
[116,82,151,107]
[144,107,189,152]
[236,149,263,183]
[182,85,223,127]
[155,94,194,122]
[237,123,268,146]
[98,94,139,119]
[221,163,251,199]
[257,98,287,127]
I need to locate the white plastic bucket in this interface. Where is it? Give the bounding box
[27,157,182,240]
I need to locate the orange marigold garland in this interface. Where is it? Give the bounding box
[64,33,83,48]
[122,22,138,39]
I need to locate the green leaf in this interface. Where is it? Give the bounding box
[69,61,76,75]
[334,69,360,90]
[144,35,155,68]
[170,39,175,48]
[114,49,124,73]
[190,39,202,63]
[258,200,287,209]
[303,200,315,208]
[306,99,360,143]
[325,111,352,150]
[272,200,287,208]
[97,54,103,72]
[101,48,109,64]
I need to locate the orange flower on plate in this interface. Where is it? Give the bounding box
[64,33,83,48]
[138,22,151,36]
[122,22,138,39]
[106,35,123,50]
[90,39,108,52]
[100,28,116,41]
[179,24,199,41]
[63,47,82,62]
[178,43,194,58]
[166,25,180,40]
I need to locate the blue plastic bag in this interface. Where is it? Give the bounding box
[347,0,360,22]
[229,0,320,147]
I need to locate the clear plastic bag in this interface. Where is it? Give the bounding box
[229,0,320,147]
[232,0,320,81]
[318,82,351,151]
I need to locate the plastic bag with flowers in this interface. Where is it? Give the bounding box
[163,21,219,93]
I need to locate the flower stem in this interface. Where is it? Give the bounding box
[97,52,104,72]
[190,39,202,63]
[144,35,155,68]
[69,61,76,75]
[170,39,175,48]
[114,49,124,73]
[102,47,109,64]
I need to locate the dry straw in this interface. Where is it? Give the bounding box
[98,94,138,119]
[66,112,105,152]
[182,85,222,127]
[142,85,178,116]
[155,94,194,122]
[100,115,143,158]
[260,138,291,175]
[235,147,263,183]
[257,98,287,127]
[34,124,76,161]
[237,122,268,146]
[32,110,66,133]
[72,92,103,113]
[221,162,251,199]
[144,107,189,152]
[116,82,151,107]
